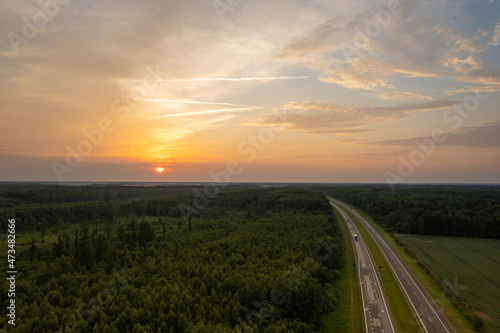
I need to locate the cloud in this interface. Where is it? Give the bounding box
[368,121,500,148]
[256,99,461,134]
[152,107,260,119]
[279,153,339,160]
[445,71,500,95]
[277,0,500,100]
[141,99,256,107]
[275,143,310,147]
[445,84,500,95]
[490,20,500,46]
[1,0,317,161]
[165,76,310,82]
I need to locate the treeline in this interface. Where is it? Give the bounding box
[0,185,331,235]
[0,188,344,332]
[0,184,248,233]
[326,185,500,239]
[0,184,200,205]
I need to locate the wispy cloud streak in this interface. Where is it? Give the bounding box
[164,76,310,82]
[143,98,256,108]
[256,99,460,134]
[153,107,260,119]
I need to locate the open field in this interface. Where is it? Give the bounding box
[398,234,500,332]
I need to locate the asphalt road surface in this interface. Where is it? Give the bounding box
[330,198,456,333]
[330,200,395,333]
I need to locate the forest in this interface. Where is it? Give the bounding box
[326,185,500,239]
[0,184,345,332]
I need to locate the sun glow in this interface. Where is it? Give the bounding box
[155,167,165,173]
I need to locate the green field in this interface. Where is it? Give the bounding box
[398,235,500,332]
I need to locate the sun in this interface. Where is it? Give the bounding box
[155,167,165,173]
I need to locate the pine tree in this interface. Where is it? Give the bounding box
[166,310,176,327]
[210,288,218,305]
[177,314,189,331]
[131,309,139,324]
[29,237,37,262]
[200,283,207,297]
[132,323,145,333]
[102,324,113,333]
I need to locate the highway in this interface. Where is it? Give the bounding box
[330,200,395,333]
[330,198,456,333]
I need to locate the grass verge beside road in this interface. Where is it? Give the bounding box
[340,201,474,333]
[321,207,364,333]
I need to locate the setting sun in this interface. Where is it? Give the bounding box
[155,167,165,173]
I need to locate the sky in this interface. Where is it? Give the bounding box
[1,0,499,184]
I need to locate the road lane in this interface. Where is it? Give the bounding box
[331,198,456,333]
[330,200,395,333]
